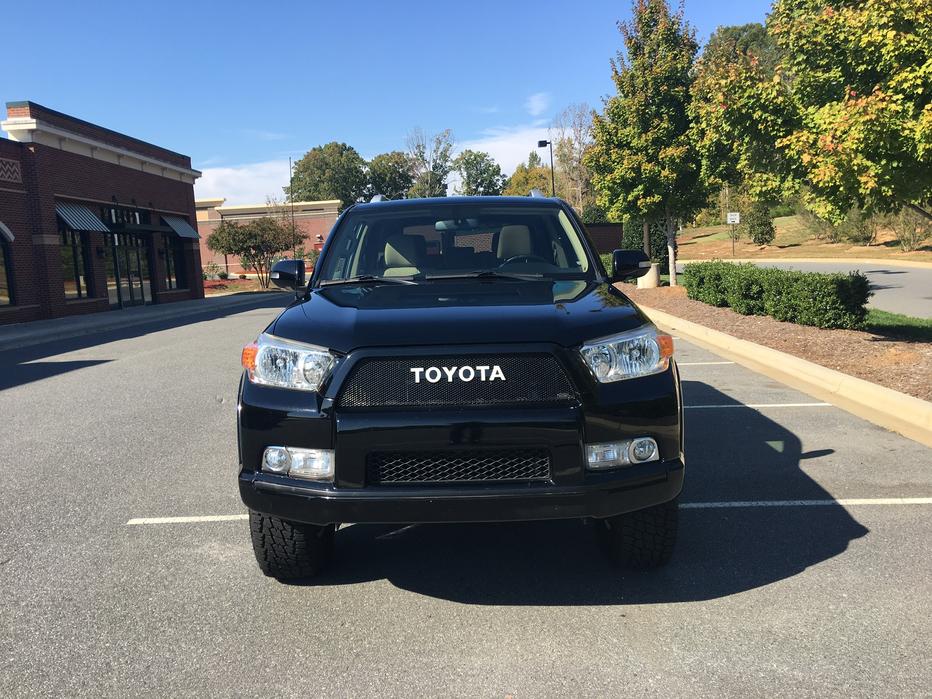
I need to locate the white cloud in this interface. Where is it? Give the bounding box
[241,129,289,142]
[525,92,552,117]
[459,122,552,176]
[195,159,290,205]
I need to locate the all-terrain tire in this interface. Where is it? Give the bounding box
[597,498,678,569]
[249,510,334,581]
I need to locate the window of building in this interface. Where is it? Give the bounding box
[101,206,150,227]
[60,230,92,299]
[0,241,11,305]
[163,234,187,290]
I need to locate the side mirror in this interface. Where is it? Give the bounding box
[270,259,306,290]
[610,249,652,281]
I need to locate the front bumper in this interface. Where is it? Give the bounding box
[239,457,684,525]
[237,341,684,526]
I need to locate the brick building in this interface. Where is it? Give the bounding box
[196,199,340,275]
[0,101,204,326]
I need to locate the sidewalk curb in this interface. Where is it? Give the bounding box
[678,257,932,270]
[641,305,932,448]
[0,293,283,352]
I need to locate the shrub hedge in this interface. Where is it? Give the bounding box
[682,261,871,329]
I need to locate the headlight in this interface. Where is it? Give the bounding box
[580,326,673,382]
[241,333,335,391]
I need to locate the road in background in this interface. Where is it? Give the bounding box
[1,304,930,696]
[677,260,932,318]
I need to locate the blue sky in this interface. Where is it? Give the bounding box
[3,0,771,204]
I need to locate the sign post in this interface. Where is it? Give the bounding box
[726,212,741,256]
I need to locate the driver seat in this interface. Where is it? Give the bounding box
[496,225,533,261]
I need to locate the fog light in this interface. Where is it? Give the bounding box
[586,437,660,470]
[586,442,632,470]
[289,449,335,481]
[630,437,659,463]
[262,446,291,473]
[261,446,335,481]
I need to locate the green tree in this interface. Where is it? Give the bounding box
[503,162,552,196]
[703,23,779,76]
[581,201,608,224]
[206,218,302,289]
[527,151,543,169]
[744,200,776,245]
[367,151,413,200]
[690,23,783,220]
[452,149,506,195]
[698,0,932,223]
[406,128,455,198]
[288,142,367,211]
[586,0,707,282]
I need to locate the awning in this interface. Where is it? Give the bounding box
[55,202,110,233]
[0,221,13,242]
[161,215,200,239]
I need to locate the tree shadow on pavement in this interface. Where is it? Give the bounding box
[303,381,868,604]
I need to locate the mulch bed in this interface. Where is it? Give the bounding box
[203,278,263,294]
[623,284,932,402]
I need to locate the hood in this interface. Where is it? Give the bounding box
[269,280,648,353]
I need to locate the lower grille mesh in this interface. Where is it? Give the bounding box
[368,449,551,484]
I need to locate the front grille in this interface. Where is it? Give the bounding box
[338,353,575,408]
[368,448,551,484]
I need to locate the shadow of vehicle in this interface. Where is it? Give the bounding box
[293,381,867,604]
[0,295,288,391]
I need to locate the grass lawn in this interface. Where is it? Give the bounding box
[659,273,685,286]
[864,309,932,342]
[677,214,932,262]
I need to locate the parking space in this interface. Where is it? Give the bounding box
[1,304,930,696]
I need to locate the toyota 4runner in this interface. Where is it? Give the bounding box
[238,195,684,580]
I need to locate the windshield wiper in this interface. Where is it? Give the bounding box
[418,270,544,281]
[319,275,416,287]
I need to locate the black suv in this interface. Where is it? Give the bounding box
[238,195,684,580]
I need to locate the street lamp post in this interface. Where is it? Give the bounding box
[289,156,298,258]
[537,139,556,197]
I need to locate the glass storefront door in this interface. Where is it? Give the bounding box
[106,233,152,308]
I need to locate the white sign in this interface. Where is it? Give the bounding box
[727,212,741,225]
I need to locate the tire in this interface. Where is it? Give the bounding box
[248,510,334,581]
[597,497,678,569]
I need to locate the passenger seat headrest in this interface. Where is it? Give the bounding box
[497,225,533,259]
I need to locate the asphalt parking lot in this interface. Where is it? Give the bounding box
[1,297,930,697]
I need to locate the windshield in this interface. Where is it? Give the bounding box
[316,204,593,284]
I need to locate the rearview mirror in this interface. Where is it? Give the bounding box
[610,249,652,281]
[270,259,306,290]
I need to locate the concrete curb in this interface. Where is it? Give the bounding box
[640,305,932,448]
[0,293,285,352]
[678,257,932,270]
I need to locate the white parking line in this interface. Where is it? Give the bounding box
[678,361,735,366]
[126,514,249,525]
[682,498,932,509]
[125,497,932,525]
[686,402,832,409]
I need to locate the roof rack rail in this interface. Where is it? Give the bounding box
[529,189,546,198]
[370,194,385,202]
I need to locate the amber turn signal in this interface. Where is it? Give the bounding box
[241,342,259,372]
